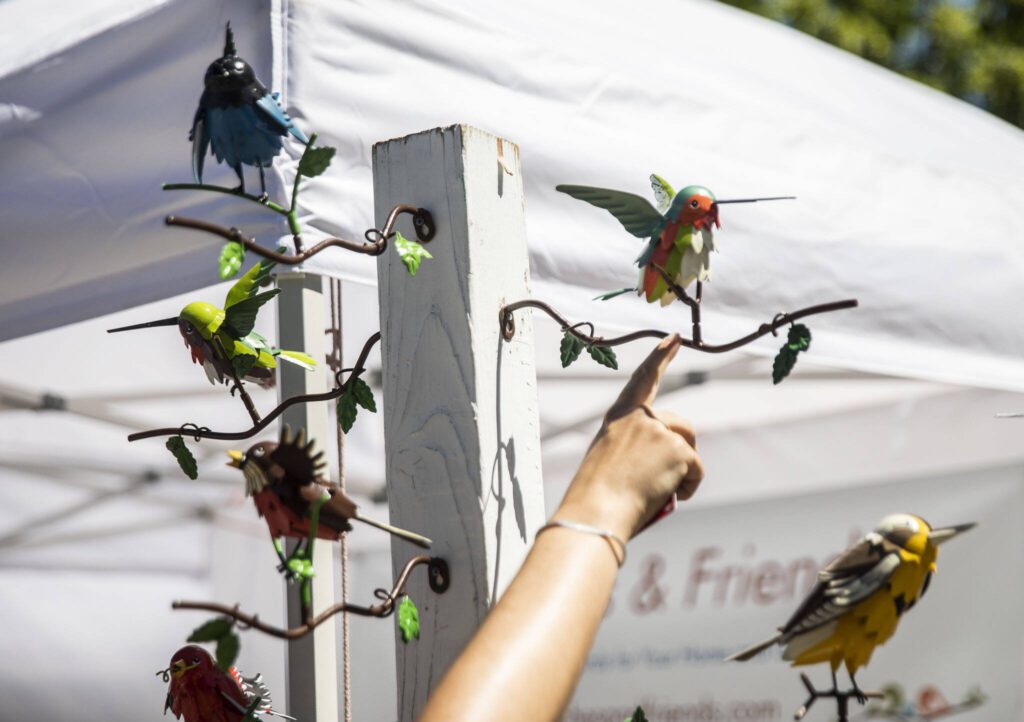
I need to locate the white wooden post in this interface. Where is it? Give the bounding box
[373,125,547,720]
[275,272,341,722]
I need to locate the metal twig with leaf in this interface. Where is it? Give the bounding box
[500,297,857,379]
[173,553,450,641]
[164,132,436,276]
[122,332,383,480]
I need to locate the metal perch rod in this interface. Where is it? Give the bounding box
[126,332,382,442]
[164,203,435,263]
[500,298,859,352]
[172,555,449,640]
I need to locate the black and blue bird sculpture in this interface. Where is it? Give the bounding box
[191,23,309,198]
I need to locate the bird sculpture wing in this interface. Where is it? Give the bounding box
[781,534,903,638]
[270,426,327,487]
[555,185,664,239]
[190,102,210,184]
[254,92,309,145]
[649,174,676,213]
[223,289,280,338]
[225,255,278,309]
[273,426,355,532]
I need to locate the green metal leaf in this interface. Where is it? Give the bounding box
[337,392,358,434]
[773,324,812,384]
[231,352,257,379]
[166,436,198,480]
[787,323,812,352]
[587,344,619,370]
[188,617,233,643]
[625,706,649,722]
[350,377,377,412]
[297,145,336,178]
[218,241,245,280]
[394,232,433,276]
[398,595,420,643]
[772,347,797,384]
[215,631,240,671]
[560,332,585,368]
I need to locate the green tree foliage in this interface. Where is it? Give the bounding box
[719,0,1024,128]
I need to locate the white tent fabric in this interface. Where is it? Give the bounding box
[3,0,1024,388]
[3,0,1024,720]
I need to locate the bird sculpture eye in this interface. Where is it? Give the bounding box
[234,61,245,71]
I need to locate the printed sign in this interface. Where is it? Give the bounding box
[568,465,1022,721]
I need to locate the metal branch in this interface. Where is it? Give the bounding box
[500,298,858,353]
[795,673,881,722]
[164,202,435,264]
[172,556,450,640]
[211,336,261,425]
[126,332,382,442]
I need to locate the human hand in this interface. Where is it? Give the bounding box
[554,335,703,541]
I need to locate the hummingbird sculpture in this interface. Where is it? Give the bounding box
[556,175,793,305]
[107,256,315,388]
[227,425,431,579]
[161,645,293,722]
[191,23,309,197]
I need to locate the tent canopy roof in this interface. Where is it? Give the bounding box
[1,0,1023,390]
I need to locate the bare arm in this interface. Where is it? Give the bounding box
[419,335,703,722]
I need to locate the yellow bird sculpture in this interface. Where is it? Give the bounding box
[727,513,974,701]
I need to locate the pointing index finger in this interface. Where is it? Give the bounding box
[609,334,681,415]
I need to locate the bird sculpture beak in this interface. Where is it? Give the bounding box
[106,317,179,333]
[714,196,797,205]
[226,450,245,469]
[928,522,977,546]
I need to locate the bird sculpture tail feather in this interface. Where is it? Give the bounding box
[278,349,317,370]
[725,634,782,662]
[355,514,433,549]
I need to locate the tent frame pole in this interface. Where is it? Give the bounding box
[275,271,341,722]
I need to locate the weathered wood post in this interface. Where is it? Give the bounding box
[276,272,341,722]
[373,125,546,720]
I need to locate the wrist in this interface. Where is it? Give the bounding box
[553,493,639,543]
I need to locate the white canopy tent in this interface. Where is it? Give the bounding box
[1,0,1023,720]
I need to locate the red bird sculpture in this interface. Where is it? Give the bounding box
[161,645,291,722]
[227,426,431,579]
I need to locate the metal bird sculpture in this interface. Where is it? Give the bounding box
[727,514,975,706]
[107,255,314,388]
[227,425,431,579]
[556,175,793,305]
[191,23,308,197]
[160,645,293,722]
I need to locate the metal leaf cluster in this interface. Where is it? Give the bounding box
[560,331,618,370]
[187,616,240,671]
[336,377,377,433]
[395,231,433,276]
[772,324,812,384]
[166,436,198,480]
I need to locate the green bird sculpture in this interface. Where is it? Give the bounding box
[557,175,793,305]
[108,256,314,387]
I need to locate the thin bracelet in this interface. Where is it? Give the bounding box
[535,519,627,568]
